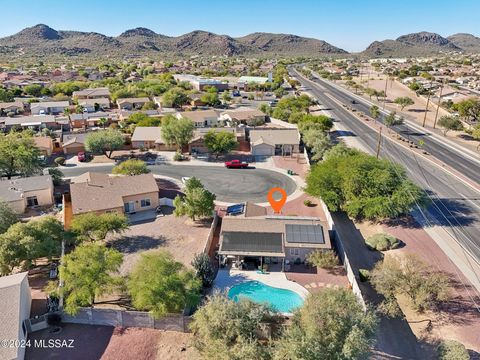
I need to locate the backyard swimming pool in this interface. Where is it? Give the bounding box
[228,280,304,313]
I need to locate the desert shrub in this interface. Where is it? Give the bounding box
[359,268,370,282]
[54,156,66,166]
[173,151,184,161]
[306,250,339,269]
[437,340,469,360]
[366,233,400,251]
[303,199,313,207]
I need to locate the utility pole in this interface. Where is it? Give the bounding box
[383,76,388,110]
[376,127,382,159]
[422,78,434,127]
[433,79,445,129]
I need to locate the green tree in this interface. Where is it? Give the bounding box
[128,251,201,318]
[0,201,17,234]
[221,91,232,104]
[161,116,195,150]
[305,150,427,220]
[370,253,450,313]
[112,159,150,176]
[299,114,333,132]
[438,116,463,136]
[0,132,41,179]
[85,129,124,158]
[0,216,63,275]
[201,91,221,107]
[162,87,190,108]
[472,123,480,150]
[302,127,332,161]
[173,177,215,221]
[452,97,480,124]
[384,111,404,130]
[306,250,339,269]
[191,253,215,287]
[274,288,378,360]
[48,167,64,186]
[24,84,43,97]
[370,105,380,122]
[75,104,85,114]
[394,96,414,111]
[70,212,128,242]
[98,117,108,129]
[60,243,123,315]
[204,130,238,158]
[141,101,156,110]
[190,293,278,360]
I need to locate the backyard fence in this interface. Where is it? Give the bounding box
[202,212,219,254]
[61,308,192,332]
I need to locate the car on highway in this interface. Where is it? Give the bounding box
[225,159,249,169]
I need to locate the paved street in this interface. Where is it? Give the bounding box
[292,68,480,292]
[61,164,297,204]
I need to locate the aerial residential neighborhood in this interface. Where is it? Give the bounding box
[0,1,480,360]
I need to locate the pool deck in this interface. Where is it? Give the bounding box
[214,268,310,299]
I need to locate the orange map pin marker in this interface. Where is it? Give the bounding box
[267,187,287,214]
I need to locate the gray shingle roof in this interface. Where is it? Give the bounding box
[0,175,53,202]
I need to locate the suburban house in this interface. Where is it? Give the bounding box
[173,74,229,91]
[0,175,54,213]
[31,101,70,115]
[67,172,159,218]
[220,108,266,125]
[77,98,111,112]
[0,101,24,115]
[69,112,115,129]
[176,110,221,127]
[33,136,56,156]
[2,115,58,131]
[218,215,331,270]
[116,97,150,110]
[61,133,88,154]
[188,127,237,153]
[249,128,300,156]
[131,126,176,151]
[0,272,31,360]
[72,87,111,99]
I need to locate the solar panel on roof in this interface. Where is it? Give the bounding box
[285,224,324,244]
[226,203,245,215]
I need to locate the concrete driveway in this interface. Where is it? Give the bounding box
[61,164,297,204]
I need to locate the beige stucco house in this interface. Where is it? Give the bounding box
[0,272,31,360]
[249,128,300,156]
[0,175,55,213]
[67,172,159,218]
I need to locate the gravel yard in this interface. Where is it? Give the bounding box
[107,208,212,274]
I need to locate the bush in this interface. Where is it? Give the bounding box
[173,151,184,161]
[359,269,370,282]
[54,157,66,166]
[437,340,469,360]
[306,250,339,269]
[366,233,400,251]
[303,199,313,207]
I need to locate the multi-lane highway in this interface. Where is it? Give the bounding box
[290,68,480,291]
[306,69,480,184]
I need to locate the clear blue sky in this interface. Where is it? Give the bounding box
[1,0,479,52]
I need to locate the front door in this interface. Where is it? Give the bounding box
[124,201,135,214]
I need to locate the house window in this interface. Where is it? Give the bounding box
[289,248,299,256]
[26,196,39,207]
[141,199,151,208]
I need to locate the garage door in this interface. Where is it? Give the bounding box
[252,144,274,156]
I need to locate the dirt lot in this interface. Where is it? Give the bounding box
[26,324,199,360]
[107,208,212,274]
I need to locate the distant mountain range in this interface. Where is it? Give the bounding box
[0,24,347,60]
[362,31,480,57]
[0,25,479,61]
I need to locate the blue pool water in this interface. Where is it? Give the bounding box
[228,280,304,313]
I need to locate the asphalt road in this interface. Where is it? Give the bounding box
[291,68,480,278]
[61,164,297,204]
[308,70,480,184]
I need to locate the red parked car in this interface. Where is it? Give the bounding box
[77,151,87,162]
[225,159,249,169]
